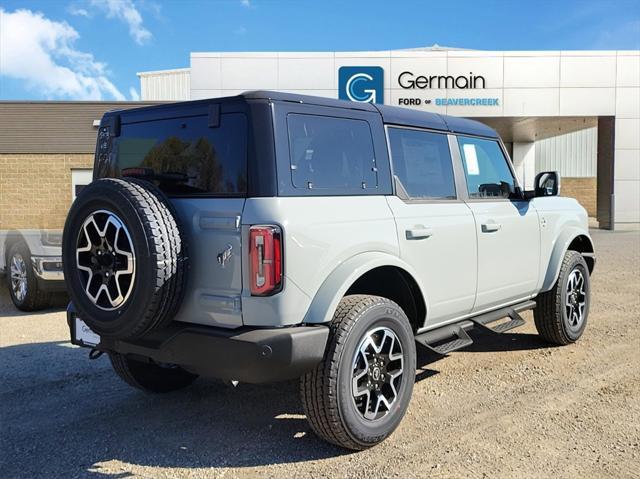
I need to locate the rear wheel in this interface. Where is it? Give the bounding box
[535,250,590,345]
[109,352,198,393]
[7,241,51,311]
[300,295,416,450]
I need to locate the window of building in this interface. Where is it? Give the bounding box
[71,168,93,201]
[457,136,515,199]
[388,127,456,200]
[287,114,378,190]
[114,113,248,196]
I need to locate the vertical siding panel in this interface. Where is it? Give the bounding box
[534,127,597,177]
[137,69,190,101]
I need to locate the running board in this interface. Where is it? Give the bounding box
[415,320,474,355]
[414,300,536,355]
[470,300,535,334]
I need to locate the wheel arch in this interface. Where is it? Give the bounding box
[302,252,429,332]
[541,229,595,292]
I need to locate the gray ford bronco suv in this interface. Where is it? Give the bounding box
[63,91,595,450]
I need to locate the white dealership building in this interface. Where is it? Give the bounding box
[138,46,640,230]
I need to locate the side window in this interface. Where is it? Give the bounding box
[287,114,378,190]
[388,127,456,200]
[457,136,515,199]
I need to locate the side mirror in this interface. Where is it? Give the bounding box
[534,171,561,197]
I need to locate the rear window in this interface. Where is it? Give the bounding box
[286,113,378,190]
[113,113,248,196]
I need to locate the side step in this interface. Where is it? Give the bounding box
[471,300,535,334]
[414,300,536,355]
[415,320,474,355]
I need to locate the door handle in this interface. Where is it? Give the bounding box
[405,227,433,240]
[481,222,502,233]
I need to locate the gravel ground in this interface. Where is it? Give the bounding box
[1,230,639,479]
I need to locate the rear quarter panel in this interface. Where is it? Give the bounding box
[240,196,399,326]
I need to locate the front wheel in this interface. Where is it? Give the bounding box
[300,295,416,450]
[535,250,591,345]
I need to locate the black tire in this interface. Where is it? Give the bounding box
[109,352,197,393]
[300,295,416,450]
[535,250,590,345]
[6,241,51,311]
[62,178,187,340]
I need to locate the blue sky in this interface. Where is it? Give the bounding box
[1,0,639,101]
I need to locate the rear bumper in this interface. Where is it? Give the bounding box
[67,305,329,384]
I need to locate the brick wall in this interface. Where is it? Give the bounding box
[561,177,597,217]
[0,154,93,230]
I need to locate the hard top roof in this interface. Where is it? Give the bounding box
[107,90,498,138]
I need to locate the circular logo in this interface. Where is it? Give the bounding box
[346,73,377,103]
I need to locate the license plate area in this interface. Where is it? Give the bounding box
[73,317,101,347]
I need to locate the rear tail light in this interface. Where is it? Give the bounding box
[249,225,283,296]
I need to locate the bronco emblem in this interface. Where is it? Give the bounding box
[217,244,233,268]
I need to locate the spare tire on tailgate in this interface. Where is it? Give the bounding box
[62,178,187,340]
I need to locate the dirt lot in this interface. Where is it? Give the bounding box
[1,230,639,479]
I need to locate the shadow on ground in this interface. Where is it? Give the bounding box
[414,325,550,380]
[0,340,349,478]
[0,323,552,478]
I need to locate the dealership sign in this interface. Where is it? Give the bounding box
[338,66,384,104]
[398,71,486,89]
[339,66,498,107]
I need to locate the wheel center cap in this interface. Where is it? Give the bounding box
[97,251,114,268]
[372,367,381,381]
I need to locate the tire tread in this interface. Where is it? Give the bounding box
[63,178,187,339]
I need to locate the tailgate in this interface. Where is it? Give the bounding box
[171,198,246,328]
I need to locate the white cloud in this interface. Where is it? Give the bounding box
[240,0,252,8]
[89,0,151,45]
[0,8,125,100]
[129,86,140,101]
[68,5,91,17]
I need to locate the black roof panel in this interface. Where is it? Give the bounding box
[374,104,447,131]
[245,91,500,138]
[105,90,498,138]
[375,104,498,138]
[438,114,499,138]
[243,90,378,112]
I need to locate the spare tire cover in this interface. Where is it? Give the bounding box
[62,178,187,340]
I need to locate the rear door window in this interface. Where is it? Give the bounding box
[114,113,248,196]
[287,114,378,190]
[388,127,456,200]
